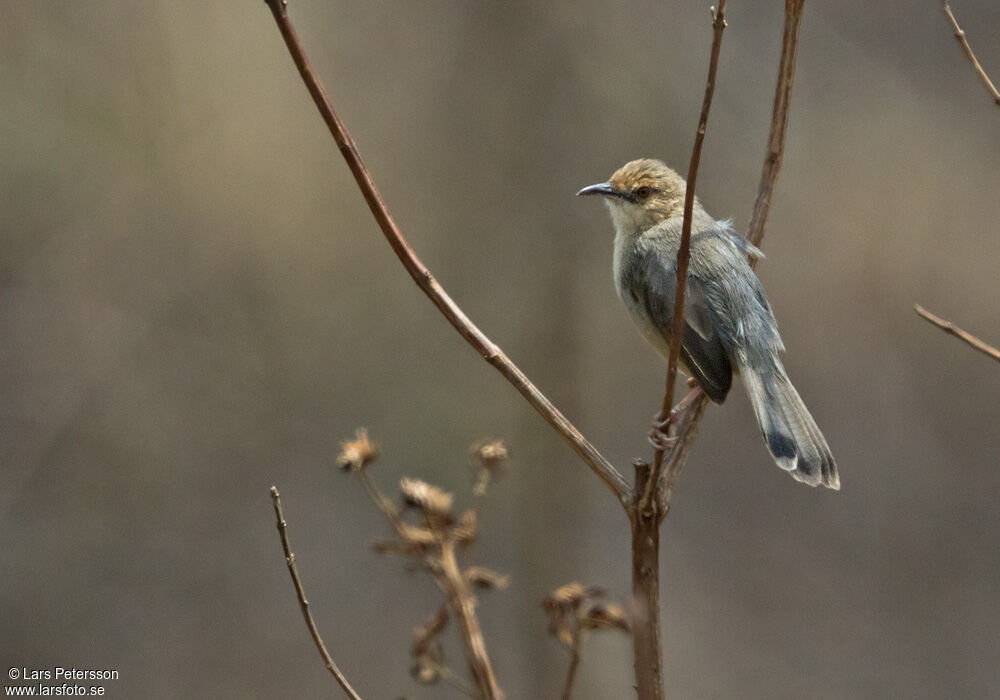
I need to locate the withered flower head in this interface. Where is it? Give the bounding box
[336,428,379,472]
[544,582,619,648]
[549,582,604,608]
[464,566,510,591]
[473,439,509,467]
[582,602,630,632]
[471,439,508,496]
[400,478,454,518]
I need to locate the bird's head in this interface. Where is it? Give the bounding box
[577,159,687,233]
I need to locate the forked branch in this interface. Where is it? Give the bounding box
[262,0,629,504]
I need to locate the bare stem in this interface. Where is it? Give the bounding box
[270,487,363,700]
[747,0,806,252]
[561,621,583,700]
[940,1,1000,106]
[262,0,629,504]
[661,390,710,511]
[915,304,1000,363]
[436,542,504,699]
[641,0,729,514]
[630,461,664,700]
[357,470,409,537]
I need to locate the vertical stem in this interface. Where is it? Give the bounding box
[561,622,583,700]
[642,0,728,511]
[438,543,504,700]
[631,462,664,700]
[747,0,805,252]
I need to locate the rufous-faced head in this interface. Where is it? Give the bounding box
[577,159,687,232]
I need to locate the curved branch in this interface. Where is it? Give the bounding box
[940,2,1000,107]
[270,487,363,700]
[914,304,1000,363]
[262,0,629,505]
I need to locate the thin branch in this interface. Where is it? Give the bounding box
[632,4,806,697]
[436,542,504,699]
[262,0,629,504]
[941,1,1000,106]
[661,389,710,510]
[561,621,582,700]
[438,666,479,698]
[641,0,729,513]
[357,469,409,537]
[270,487,363,700]
[747,0,806,251]
[914,304,1000,363]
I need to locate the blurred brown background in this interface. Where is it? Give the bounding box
[2,1,998,698]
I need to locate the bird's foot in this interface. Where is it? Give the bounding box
[647,409,679,452]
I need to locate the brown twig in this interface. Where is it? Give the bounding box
[747,0,807,252]
[641,0,729,514]
[543,583,628,700]
[561,621,582,700]
[270,487,363,700]
[940,1,1000,106]
[436,542,504,699]
[914,304,1000,363]
[262,0,629,504]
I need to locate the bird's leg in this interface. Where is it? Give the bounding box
[647,409,679,451]
[647,380,704,452]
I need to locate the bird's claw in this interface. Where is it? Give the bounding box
[647,410,679,451]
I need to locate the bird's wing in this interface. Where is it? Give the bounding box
[636,246,733,403]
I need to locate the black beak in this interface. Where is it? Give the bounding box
[576,182,622,199]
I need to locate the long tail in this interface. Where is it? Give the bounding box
[741,359,840,489]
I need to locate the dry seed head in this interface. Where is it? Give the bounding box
[549,582,604,608]
[473,439,509,468]
[400,478,454,518]
[336,428,379,472]
[471,439,508,496]
[582,602,630,632]
[464,566,510,591]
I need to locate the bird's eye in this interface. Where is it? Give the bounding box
[636,186,652,199]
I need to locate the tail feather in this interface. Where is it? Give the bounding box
[741,361,839,490]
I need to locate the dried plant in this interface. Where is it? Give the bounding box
[544,583,630,699]
[271,431,515,698]
[349,432,507,698]
[471,439,509,498]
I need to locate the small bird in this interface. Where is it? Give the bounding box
[578,159,839,489]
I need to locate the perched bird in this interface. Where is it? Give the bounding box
[578,159,839,489]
